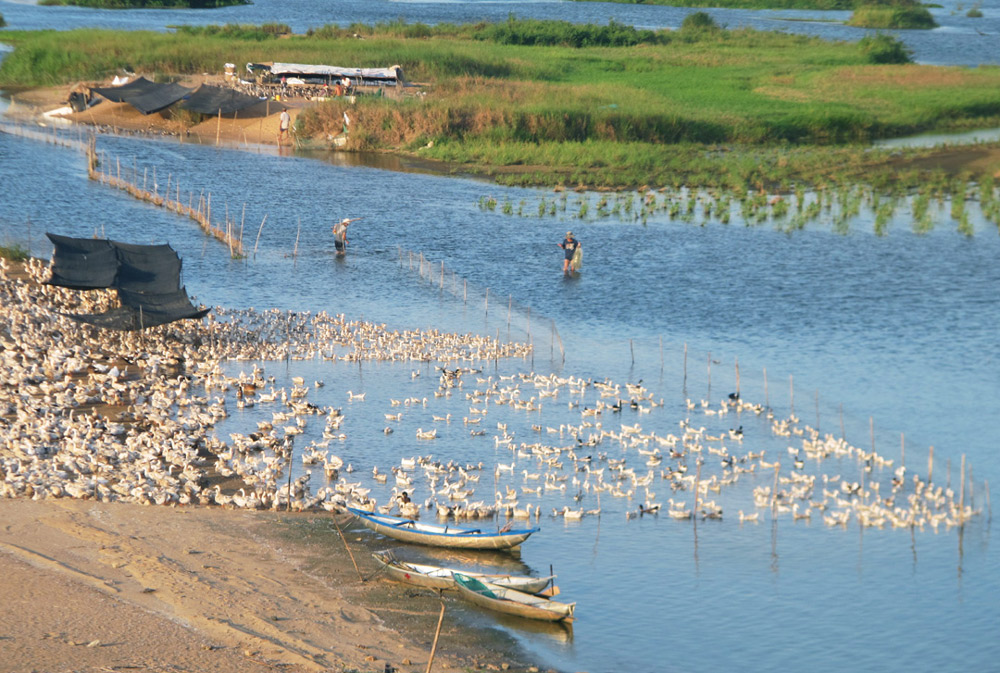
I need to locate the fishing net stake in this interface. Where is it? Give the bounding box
[331,513,365,582]
[425,598,446,673]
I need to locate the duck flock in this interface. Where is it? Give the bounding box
[0,257,982,534]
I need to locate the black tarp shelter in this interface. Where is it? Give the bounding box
[91,77,193,115]
[181,84,261,115]
[46,233,209,330]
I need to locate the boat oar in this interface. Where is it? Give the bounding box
[331,513,365,582]
[425,596,446,673]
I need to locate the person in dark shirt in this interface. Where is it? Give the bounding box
[559,231,581,275]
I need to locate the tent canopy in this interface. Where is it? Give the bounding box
[91,77,193,115]
[181,84,262,115]
[248,62,405,85]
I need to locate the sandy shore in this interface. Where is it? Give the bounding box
[0,498,537,673]
[6,78,305,149]
[7,80,1000,179]
[0,260,544,673]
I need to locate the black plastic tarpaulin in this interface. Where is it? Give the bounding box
[181,84,261,115]
[46,233,209,330]
[46,233,119,290]
[91,77,193,115]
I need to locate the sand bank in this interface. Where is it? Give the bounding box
[0,498,537,673]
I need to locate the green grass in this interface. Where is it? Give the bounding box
[848,5,938,28]
[1,21,998,191]
[0,242,29,262]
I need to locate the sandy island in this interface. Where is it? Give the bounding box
[7,78,999,179]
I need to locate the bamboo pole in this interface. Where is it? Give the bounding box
[707,352,711,391]
[683,343,688,386]
[928,446,934,483]
[630,339,634,366]
[693,461,702,518]
[735,357,740,397]
[424,600,447,673]
[764,367,768,407]
[958,454,965,521]
[331,514,364,582]
[789,375,794,414]
[771,462,780,513]
[239,203,246,248]
[253,214,268,260]
[216,108,222,146]
[659,335,664,375]
[815,389,819,432]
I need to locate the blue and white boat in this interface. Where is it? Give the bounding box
[347,507,538,550]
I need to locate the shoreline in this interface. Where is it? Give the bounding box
[6,81,999,191]
[0,498,539,673]
[0,260,547,673]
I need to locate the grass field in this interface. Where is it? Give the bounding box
[1,20,997,190]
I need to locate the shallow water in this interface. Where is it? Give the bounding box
[1,0,1000,66]
[1,120,997,673]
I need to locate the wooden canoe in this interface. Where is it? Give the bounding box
[453,573,576,623]
[371,550,555,594]
[348,507,538,550]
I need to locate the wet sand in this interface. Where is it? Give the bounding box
[0,498,535,673]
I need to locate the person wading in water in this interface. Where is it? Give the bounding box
[558,231,581,275]
[332,217,362,255]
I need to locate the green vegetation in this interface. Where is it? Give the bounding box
[858,33,913,63]
[0,242,29,262]
[0,13,5,28]
[966,5,983,17]
[173,23,291,40]
[572,0,854,9]
[39,0,249,8]
[848,3,937,29]
[1,21,998,192]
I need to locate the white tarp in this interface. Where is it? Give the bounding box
[257,63,404,81]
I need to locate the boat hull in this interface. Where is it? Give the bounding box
[372,550,554,594]
[453,573,575,623]
[348,508,538,550]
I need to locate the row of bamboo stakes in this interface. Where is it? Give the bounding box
[85,136,248,258]
[397,246,566,364]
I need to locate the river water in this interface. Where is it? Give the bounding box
[1,4,999,673]
[1,0,999,66]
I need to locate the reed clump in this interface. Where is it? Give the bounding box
[0,242,29,262]
[848,4,938,29]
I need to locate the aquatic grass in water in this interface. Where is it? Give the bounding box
[476,184,998,237]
